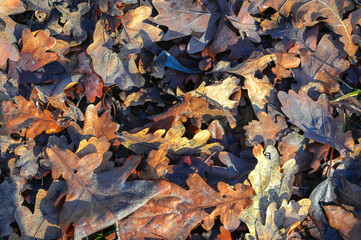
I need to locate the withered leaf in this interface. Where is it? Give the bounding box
[293,0,361,60]
[15,29,58,72]
[119,123,223,156]
[119,6,164,48]
[278,90,354,156]
[1,95,69,139]
[255,199,310,240]
[294,34,350,94]
[189,76,240,109]
[75,51,103,103]
[46,146,170,239]
[153,0,219,53]
[228,1,261,43]
[55,2,91,43]
[239,145,298,239]
[87,21,144,90]
[249,0,298,17]
[71,104,119,142]
[0,0,25,65]
[244,111,287,146]
[118,173,255,239]
[14,143,39,179]
[14,180,63,240]
[323,204,361,240]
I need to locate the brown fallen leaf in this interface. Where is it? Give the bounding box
[293,0,361,60]
[117,173,255,239]
[1,95,69,139]
[239,144,299,239]
[278,90,354,156]
[14,180,63,240]
[244,111,287,146]
[87,21,145,90]
[249,0,298,17]
[323,205,361,240]
[118,6,164,48]
[71,104,119,142]
[294,34,350,94]
[46,146,170,239]
[0,0,26,66]
[255,199,311,240]
[75,51,103,103]
[16,29,58,72]
[119,123,223,156]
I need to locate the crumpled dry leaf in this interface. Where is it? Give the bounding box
[46,146,170,239]
[117,173,255,239]
[239,144,299,240]
[14,180,63,240]
[323,204,361,240]
[278,90,354,156]
[228,1,261,43]
[1,95,69,139]
[71,104,119,142]
[87,21,144,90]
[119,123,223,156]
[55,2,91,43]
[293,34,350,94]
[244,111,287,146]
[0,0,26,66]
[74,51,103,103]
[255,199,310,240]
[189,76,240,109]
[15,29,58,72]
[0,159,26,237]
[14,142,39,179]
[293,0,361,60]
[153,0,219,53]
[118,6,164,48]
[249,0,298,17]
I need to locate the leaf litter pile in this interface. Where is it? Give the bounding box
[1,0,361,239]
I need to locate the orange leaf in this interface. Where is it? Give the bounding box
[1,96,68,139]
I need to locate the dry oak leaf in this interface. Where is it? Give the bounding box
[245,75,276,114]
[0,159,26,237]
[213,54,277,113]
[75,51,103,103]
[117,173,255,239]
[244,111,287,146]
[71,104,119,142]
[228,1,261,43]
[293,0,361,60]
[87,21,144,90]
[272,53,301,81]
[323,204,361,240]
[118,6,164,48]
[119,123,223,156]
[278,90,354,156]
[140,147,169,179]
[0,0,26,65]
[1,95,69,139]
[188,76,240,109]
[46,146,170,239]
[14,180,63,240]
[152,0,219,53]
[249,0,298,17]
[239,144,299,240]
[14,143,39,179]
[295,34,350,94]
[16,29,58,72]
[55,2,90,43]
[255,199,311,240]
